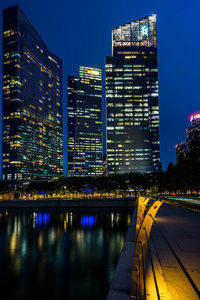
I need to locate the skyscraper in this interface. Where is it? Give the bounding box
[175,142,186,162]
[106,14,160,174]
[2,5,63,185]
[187,113,200,153]
[175,112,200,162]
[68,66,103,176]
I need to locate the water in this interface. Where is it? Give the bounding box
[166,196,200,206]
[0,207,134,300]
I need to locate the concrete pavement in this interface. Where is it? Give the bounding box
[146,204,200,300]
[107,201,200,300]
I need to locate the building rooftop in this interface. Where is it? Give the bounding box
[112,14,157,49]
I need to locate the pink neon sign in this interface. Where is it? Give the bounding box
[189,112,200,122]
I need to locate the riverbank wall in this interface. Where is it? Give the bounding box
[0,198,136,208]
[107,205,137,299]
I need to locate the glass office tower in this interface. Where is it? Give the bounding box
[106,14,160,174]
[68,66,102,176]
[186,113,200,152]
[2,5,63,185]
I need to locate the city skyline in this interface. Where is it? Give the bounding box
[0,0,199,176]
[0,3,200,300]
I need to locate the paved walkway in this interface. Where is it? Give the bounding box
[146,204,200,300]
[107,202,200,300]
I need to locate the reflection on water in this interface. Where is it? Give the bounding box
[0,208,133,300]
[80,216,96,228]
[35,212,50,228]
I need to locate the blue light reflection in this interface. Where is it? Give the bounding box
[80,216,96,228]
[35,213,50,228]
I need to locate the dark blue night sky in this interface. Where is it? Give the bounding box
[0,0,200,176]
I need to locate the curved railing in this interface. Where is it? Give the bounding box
[130,196,163,299]
[130,196,200,299]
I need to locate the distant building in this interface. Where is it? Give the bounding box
[68,67,103,176]
[106,14,160,175]
[176,112,200,162]
[187,113,200,153]
[175,142,186,162]
[2,5,63,186]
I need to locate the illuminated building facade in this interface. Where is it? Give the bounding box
[68,67,102,176]
[175,142,186,162]
[2,5,63,185]
[106,14,160,174]
[175,113,200,161]
[187,113,200,153]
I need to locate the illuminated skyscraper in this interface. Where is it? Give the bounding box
[175,142,186,162]
[2,5,63,185]
[106,14,160,174]
[176,112,200,161]
[187,113,200,152]
[68,67,102,176]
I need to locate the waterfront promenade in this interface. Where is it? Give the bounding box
[107,197,200,300]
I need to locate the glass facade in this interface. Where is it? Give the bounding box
[68,66,103,176]
[186,113,200,152]
[175,142,186,162]
[106,15,160,174]
[176,113,200,161]
[112,14,157,51]
[2,5,63,185]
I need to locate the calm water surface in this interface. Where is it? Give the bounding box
[0,207,134,300]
